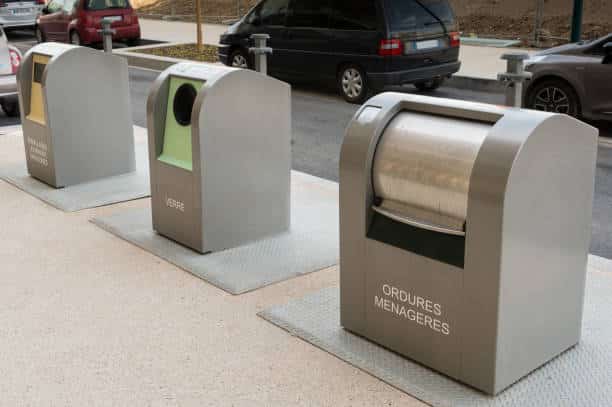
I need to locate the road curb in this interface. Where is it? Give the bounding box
[114,44,189,71]
[446,74,504,93]
[599,138,612,149]
[118,47,505,93]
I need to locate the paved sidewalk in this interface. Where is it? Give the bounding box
[138,19,533,81]
[139,19,227,45]
[0,124,609,405]
[458,45,533,80]
[0,127,416,406]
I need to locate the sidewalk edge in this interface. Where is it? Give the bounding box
[118,48,505,93]
[446,74,504,92]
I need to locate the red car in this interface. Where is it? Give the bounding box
[35,0,140,46]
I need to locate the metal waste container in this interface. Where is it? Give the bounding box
[146,62,291,254]
[17,43,134,188]
[339,92,598,395]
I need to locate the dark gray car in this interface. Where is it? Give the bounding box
[524,33,612,121]
[219,0,461,103]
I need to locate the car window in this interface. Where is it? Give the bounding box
[586,35,612,56]
[330,0,378,31]
[286,0,331,29]
[85,0,129,10]
[47,0,65,13]
[63,0,77,13]
[258,0,288,26]
[385,0,455,32]
[587,44,605,56]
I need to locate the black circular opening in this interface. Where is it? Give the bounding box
[173,83,197,127]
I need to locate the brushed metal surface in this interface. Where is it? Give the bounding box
[372,111,490,232]
[341,92,597,395]
[18,43,135,188]
[147,61,291,253]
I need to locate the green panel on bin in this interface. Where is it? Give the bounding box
[158,77,204,171]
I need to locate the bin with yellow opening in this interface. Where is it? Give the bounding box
[17,43,134,188]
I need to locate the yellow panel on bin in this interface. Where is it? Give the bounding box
[27,54,50,126]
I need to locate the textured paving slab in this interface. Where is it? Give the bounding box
[260,271,612,407]
[92,171,339,294]
[0,127,150,212]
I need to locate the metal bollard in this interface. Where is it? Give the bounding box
[498,53,532,108]
[249,34,273,75]
[98,18,116,53]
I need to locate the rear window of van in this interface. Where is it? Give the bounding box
[385,0,455,32]
[85,0,130,10]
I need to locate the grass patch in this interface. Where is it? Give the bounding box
[138,43,219,63]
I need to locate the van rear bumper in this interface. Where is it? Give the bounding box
[0,20,36,29]
[82,24,141,44]
[368,61,461,89]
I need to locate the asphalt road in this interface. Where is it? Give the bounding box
[128,67,612,259]
[1,35,611,258]
[129,67,509,181]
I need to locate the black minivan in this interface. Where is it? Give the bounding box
[218,0,461,103]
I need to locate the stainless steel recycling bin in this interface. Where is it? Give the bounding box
[339,92,598,395]
[16,42,135,188]
[146,62,291,254]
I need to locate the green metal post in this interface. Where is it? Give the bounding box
[570,0,584,43]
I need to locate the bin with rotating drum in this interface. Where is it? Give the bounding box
[339,92,598,395]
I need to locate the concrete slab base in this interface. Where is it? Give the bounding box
[259,270,612,407]
[0,127,150,212]
[91,171,339,294]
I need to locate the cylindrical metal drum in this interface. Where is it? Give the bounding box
[372,111,491,235]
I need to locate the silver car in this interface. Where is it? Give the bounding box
[524,33,612,121]
[0,0,44,29]
[0,26,22,116]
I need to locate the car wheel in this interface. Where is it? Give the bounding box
[526,79,580,118]
[414,77,444,92]
[1,98,20,117]
[70,31,81,46]
[229,48,250,69]
[35,26,45,43]
[339,64,368,104]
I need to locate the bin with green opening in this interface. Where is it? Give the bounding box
[146,62,291,253]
